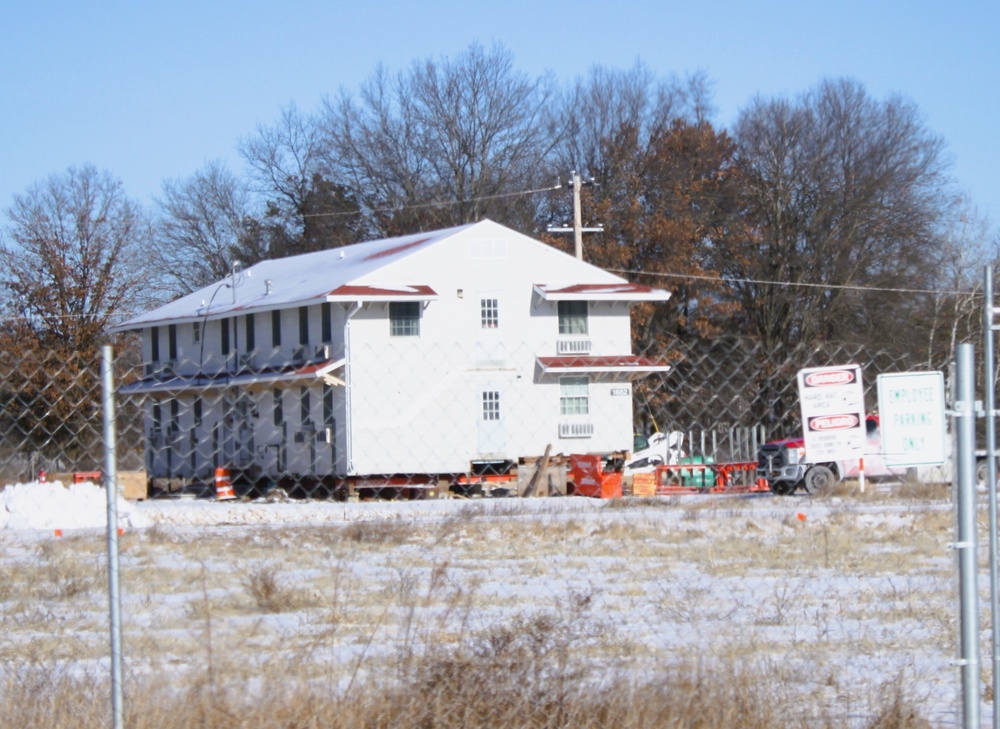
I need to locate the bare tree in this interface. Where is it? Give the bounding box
[0,165,152,460]
[322,42,557,236]
[927,196,993,364]
[239,104,363,256]
[541,66,738,341]
[155,160,253,296]
[0,165,152,350]
[721,78,951,356]
[549,63,713,188]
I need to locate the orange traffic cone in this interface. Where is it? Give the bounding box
[214,467,236,501]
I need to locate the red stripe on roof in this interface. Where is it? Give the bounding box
[536,283,657,295]
[362,237,432,261]
[326,284,437,297]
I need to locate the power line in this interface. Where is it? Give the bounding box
[607,267,978,297]
[289,183,980,298]
[299,182,564,220]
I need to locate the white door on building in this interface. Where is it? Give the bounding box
[477,386,506,456]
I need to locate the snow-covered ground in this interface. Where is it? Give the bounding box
[0,479,987,726]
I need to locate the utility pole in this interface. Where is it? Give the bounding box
[547,171,603,260]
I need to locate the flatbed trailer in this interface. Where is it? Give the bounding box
[650,461,768,495]
[570,455,767,499]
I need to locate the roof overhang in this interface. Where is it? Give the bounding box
[325,284,438,303]
[536,355,671,380]
[110,286,440,333]
[533,283,671,302]
[119,358,347,395]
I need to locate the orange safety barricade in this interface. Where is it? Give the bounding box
[214,467,237,500]
[570,454,622,499]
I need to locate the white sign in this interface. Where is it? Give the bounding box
[797,364,866,463]
[876,371,946,467]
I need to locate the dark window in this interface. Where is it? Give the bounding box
[150,327,160,362]
[245,313,255,353]
[168,325,178,360]
[298,306,309,345]
[558,301,588,335]
[323,384,335,426]
[273,389,283,426]
[221,319,231,355]
[389,302,420,337]
[300,387,311,426]
[322,303,332,343]
[271,310,281,348]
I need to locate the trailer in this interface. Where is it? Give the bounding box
[568,453,767,499]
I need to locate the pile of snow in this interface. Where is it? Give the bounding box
[0,479,151,531]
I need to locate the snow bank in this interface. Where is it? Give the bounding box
[0,480,151,531]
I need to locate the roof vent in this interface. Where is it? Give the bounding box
[265,279,273,295]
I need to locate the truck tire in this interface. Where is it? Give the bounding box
[803,465,836,495]
[768,479,796,496]
[977,459,990,492]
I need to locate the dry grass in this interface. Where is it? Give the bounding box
[0,485,972,726]
[0,628,933,729]
[241,563,303,612]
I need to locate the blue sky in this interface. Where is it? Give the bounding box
[2,0,997,230]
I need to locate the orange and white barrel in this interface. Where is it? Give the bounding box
[214,467,236,501]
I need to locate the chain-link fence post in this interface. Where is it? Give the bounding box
[955,342,981,728]
[102,345,124,729]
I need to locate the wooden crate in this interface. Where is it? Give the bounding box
[118,470,148,501]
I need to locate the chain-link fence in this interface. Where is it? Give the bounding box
[0,335,946,499]
[0,335,974,727]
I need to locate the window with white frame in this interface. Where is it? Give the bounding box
[482,391,501,421]
[559,376,590,415]
[558,301,588,335]
[390,302,420,337]
[481,298,499,328]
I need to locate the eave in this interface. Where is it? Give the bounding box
[536,355,671,380]
[120,358,347,395]
[533,283,671,302]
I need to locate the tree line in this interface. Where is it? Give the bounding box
[0,42,993,439]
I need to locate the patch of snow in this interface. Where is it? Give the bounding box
[0,480,151,531]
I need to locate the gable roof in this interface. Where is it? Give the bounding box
[113,220,669,331]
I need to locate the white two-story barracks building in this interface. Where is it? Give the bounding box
[115,220,671,495]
